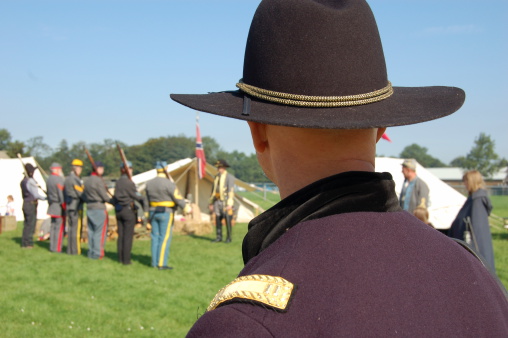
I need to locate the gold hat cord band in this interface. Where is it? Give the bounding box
[236,81,393,108]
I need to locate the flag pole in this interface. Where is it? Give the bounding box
[195,113,200,207]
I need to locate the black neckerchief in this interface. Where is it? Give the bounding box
[242,171,402,264]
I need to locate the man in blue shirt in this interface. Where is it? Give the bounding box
[399,158,429,214]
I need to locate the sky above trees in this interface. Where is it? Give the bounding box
[1,1,506,164]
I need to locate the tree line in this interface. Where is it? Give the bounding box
[0,129,266,182]
[396,133,507,178]
[0,129,505,180]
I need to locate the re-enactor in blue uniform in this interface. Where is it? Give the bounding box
[189,172,508,336]
[145,161,189,270]
[171,0,508,336]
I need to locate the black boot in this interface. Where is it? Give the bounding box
[212,219,222,242]
[224,216,232,243]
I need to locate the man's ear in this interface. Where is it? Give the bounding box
[376,127,387,143]
[247,121,268,153]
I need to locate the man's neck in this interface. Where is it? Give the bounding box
[253,124,381,200]
[275,159,375,199]
[407,174,417,182]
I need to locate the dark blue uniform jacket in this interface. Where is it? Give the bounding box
[188,172,508,337]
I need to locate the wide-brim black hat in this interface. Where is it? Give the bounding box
[215,159,230,168]
[171,0,465,129]
[25,163,36,175]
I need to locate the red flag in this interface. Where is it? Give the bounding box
[196,117,207,179]
[381,133,392,142]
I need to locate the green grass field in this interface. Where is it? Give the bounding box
[0,224,249,337]
[491,196,508,218]
[237,190,281,211]
[490,196,508,285]
[1,195,507,336]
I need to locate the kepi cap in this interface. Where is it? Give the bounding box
[155,161,167,171]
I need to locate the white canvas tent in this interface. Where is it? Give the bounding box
[375,157,466,230]
[132,158,262,223]
[0,157,49,221]
[131,157,463,230]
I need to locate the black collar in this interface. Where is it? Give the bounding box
[242,171,401,264]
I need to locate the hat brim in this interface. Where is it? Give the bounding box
[171,86,464,129]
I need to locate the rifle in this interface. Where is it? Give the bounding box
[17,153,47,195]
[116,144,133,181]
[116,144,148,224]
[84,147,113,197]
[162,163,175,182]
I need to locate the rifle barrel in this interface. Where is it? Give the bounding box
[84,147,98,174]
[116,144,133,181]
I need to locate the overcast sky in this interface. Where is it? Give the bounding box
[1,0,506,164]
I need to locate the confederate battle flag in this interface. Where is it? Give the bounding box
[196,115,207,179]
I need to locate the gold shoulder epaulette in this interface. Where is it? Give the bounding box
[207,274,294,312]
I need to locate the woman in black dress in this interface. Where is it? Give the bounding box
[449,170,495,272]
